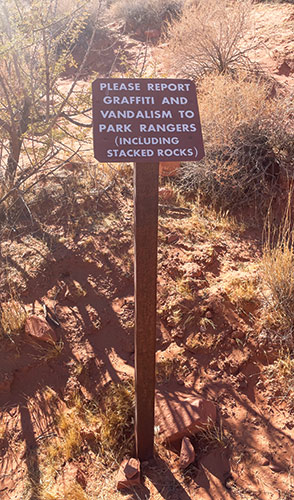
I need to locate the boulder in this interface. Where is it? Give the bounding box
[25,315,57,344]
[155,390,217,444]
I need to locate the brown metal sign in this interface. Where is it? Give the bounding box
[92,78,204,163]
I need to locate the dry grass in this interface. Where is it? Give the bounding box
[165,0,254,79]
[40,483,88,500]
[43,380,135,467]
[260,210,294,345]
[264,350,294,409]
[97,380,135,464]
[0,299,26,337]
[32,381,135,499]
[262,245,294,333]
[224,268,259,307]
[179,72,294,210]
[108,0,183,34]
[185,330,221,352]
[156,355,179,383]
[196,421,231,453]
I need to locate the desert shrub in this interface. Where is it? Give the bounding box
[97,380,135,463]
[108,0,183,35]
[260,215,294,346]
[165,0,256,79]
[179,72,294,210]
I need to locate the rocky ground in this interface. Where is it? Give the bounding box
[1,2,294,499]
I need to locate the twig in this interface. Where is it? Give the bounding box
[0,149,60,206]
[6,148,81,212]
[159,204,192,213]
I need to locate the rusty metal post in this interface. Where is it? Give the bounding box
[134,162,159,461]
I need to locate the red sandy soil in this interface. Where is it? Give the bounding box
[1,3,294,500]
[0,175,293,500]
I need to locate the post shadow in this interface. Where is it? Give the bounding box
[19,402,41,500]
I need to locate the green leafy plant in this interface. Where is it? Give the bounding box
[0,0,102,210]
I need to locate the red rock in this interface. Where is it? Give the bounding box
[182,263,202,278]
[155,391,217,443]
[80,427,96,442]
[159,161,180,177]
[124,458,140,479]
[117,458,141,491]
[277,61,291,76]
[158,187,175,202]
[166,233,179,244]
[270,464,284,473]
[198,449,230,484]
[180,436,195,469]
[25,315,57,344]
[76,469,87,489]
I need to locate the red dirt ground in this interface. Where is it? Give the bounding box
[1,3,294,499]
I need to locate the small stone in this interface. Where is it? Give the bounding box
[180,436,195,469]
[232,330,246,340]
[209,361,219,371]
[25,315,57,344]
[182,263,202,279]
[80,428,96,443]
[286,421,294,430]
[159,187,175,202]
[117,458,141,491]
[270,464,283,473]
[167,233,179,244]
[205,311,212,319]
[277,61,291,77]
[76,469,87,489]
[261,459,270,466]
[124,458,140,479]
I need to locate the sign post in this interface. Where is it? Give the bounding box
[134,162,158,460]
[92,78,204,461]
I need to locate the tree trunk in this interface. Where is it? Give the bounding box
[5,97,31,187]
[5,134,22,187]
